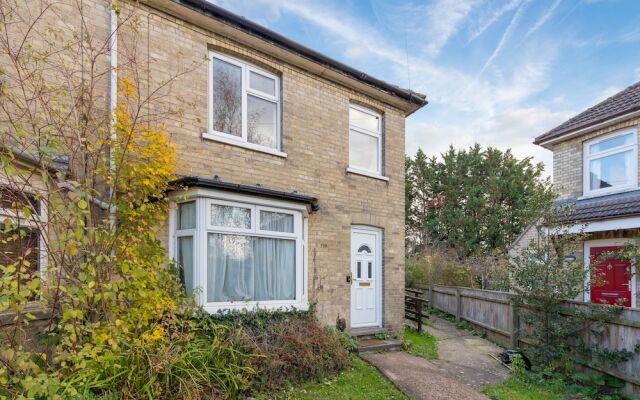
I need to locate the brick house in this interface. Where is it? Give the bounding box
[512,81,640,308]
[0,0,427,333]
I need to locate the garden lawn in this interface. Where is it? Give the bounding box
[482,376,566,400]
[403,326,438,360]
[256,356,407,400]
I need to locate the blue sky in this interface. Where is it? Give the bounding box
[210,0,640,175]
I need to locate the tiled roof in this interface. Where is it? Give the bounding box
[555,190,640,223]
[535,81,640,145]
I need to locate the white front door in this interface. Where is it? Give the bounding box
[350,226,382,328]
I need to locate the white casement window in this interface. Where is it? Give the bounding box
[171,190,307,312]
[583,129,638,197]
[203,52,283,157]
[0,187,47,298]
[348,104,383,177]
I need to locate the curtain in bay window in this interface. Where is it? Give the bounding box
[207,233,295,302]
[260,210,294,233]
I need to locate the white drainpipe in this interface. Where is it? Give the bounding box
[109,2,117,229]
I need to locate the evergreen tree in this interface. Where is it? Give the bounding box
[406,144,554,257]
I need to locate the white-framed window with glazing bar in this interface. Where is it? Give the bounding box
[203,51,283,156]
[348,104,383,177]
[170,189,308,313]
[583,129,638,197]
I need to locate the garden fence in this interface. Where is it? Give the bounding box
[412,284,640,395]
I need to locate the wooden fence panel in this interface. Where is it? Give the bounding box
[412,284,640,397]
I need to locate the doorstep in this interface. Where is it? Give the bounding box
[350,326,391,338]
[357,338,403,353]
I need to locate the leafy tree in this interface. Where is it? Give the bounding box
[406,144,554,257]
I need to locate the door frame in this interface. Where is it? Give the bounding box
[583,238,637,308]
[350,225,383,328]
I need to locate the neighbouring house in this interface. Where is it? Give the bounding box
[511,81,640,308]
[0,0,427,333]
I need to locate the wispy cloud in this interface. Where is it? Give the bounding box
[524,0,561,39]
[423,0,480,57]
[467,0,522,42]
[477,1,529,76]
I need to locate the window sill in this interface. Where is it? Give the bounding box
[578,186,639,200]
[346,167,389,182]
[202,132,287,158]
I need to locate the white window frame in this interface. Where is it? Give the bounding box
[347,104,385,179]
[203,51,285,158]
[582,129,638,198]
[169,188,308,313]
[0,189,48,282]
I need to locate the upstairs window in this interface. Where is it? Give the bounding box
[349,104,382,176]
[207,52,281,152]
[583,129,638,196]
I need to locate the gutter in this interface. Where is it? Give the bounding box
[535,109,640,148]
[170,176,319,212]
[169,0,427,110]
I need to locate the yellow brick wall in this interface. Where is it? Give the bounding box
[120,2,407,330]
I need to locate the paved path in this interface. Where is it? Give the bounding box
[361,316,508,400]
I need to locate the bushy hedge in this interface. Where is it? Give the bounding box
[200,306,353,392]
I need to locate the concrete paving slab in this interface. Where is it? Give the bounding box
[362,351,489,400]
[361,316,509,399]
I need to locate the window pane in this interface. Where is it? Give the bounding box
[0,187,39,214]
[249,71,276,96]
[589,150,632,190]
[207,233,295,302]
[260,211,294,233]
[178,201,196,230]
[178,236,194,296]
[210,204,251,229]
[357,261,362,279]
[589,133,634,154]
[212,58,242,137]
[349,130,379,172]
[350,107,379,132]
[0,228,39,300]
[368,262,372,279]
[247,95,277,148]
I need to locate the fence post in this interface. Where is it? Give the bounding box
[509,300,519,349]
[429,284,434,310]
[455,288,462,322]
[416,299,423,332]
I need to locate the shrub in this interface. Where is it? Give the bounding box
[406,252,474,288]
[203,307,351,392]
[66,315,256,399]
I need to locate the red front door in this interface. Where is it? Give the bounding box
[590,246,632,307]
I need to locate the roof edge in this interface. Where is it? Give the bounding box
[149,0,427,114]
[534,108,640,147]
[169,176,319,212]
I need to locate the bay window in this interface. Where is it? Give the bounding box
[204,52,283,156]
[171,191,307,312]
[348,104,384,178]
[583,129,638,196]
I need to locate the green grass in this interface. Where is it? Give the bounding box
[482,376,567,400]
[403,326,438,360]
[255,356,407,400]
